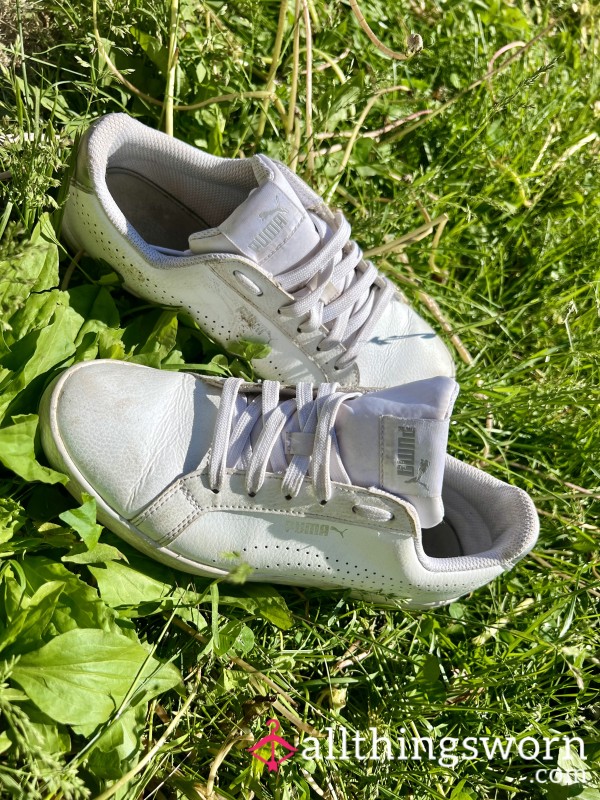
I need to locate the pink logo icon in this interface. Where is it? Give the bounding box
[247,718,297,772]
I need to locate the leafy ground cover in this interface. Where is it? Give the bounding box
[0,0,599,798]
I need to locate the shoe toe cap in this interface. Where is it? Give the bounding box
[41,360,217,517]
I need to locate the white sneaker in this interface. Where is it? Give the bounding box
[40,361,538,608]
[62,113,454,388]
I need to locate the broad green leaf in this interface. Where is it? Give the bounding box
[0,415,67,484]
[67,284,123,362]
[0,294,83,420]
[0,497,26,544]
[6,521,74,557]
[62,542,125,564]
[4,294,80,380]
[449,780,478,800]
[169,356,230,375]
[214,620,255,657]
[228,358,253,380]
[28,214,60,292]
[72,329,100,362]
[129,26,169,76]
[542,744,600,799]
[86,704,145,779]
[59,494,103,549]
[239,583,294,630]
[11,628,182,728]
[128,309,179,366]
[0,213,59,318]
[98,327,126,360]
[89,559,179,607]
[88,559,204,616]
[0,580,64,655]
[215,669,250,695]
[16,556,121,635]
[544,783,600,800]
[68,284,120,332]
[226,339,271,361]
[2,290,66,350]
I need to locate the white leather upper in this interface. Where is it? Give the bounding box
[61,113,455,388]
[41,361,539,607]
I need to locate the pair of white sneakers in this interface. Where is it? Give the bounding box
[41,114,538,608]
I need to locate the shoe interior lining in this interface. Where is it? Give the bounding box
[104,142,259,249]
[106,168,217,250]
[421,517,464,558]
[418,456,535,569]
[421,481,494,559]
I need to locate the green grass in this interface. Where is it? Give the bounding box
[1,0,599,798]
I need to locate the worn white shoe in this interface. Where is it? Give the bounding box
[62,113,454,388]
[40,361,538,608]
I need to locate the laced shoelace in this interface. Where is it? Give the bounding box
[275,211,395,370]
[208,378,395,522]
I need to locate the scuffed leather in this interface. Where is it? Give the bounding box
[53,361,221,516]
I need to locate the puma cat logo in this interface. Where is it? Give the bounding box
[405,458,430,492]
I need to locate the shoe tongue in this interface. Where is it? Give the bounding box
[334,377,459,528]
[188,155,322,275]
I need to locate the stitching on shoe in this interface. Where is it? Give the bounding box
[165,484,204,539]
[135,473,403,543]
[136,486,203,545]
[260,214,303,262]
[134,482,182,524]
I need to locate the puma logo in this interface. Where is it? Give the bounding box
[285,521,348,537]
[258,194,287,221]
[330,526,348,538]
[250,195,290,252]
[405,458,430,492]
[396,426,430,492]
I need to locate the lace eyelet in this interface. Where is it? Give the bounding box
[248,492,256,498]
[320,500,327,506]
[212,488,220,494]
[297,327,302,334]
[316,346,321,352]
[284,494,293,501]
[277,308,282,315]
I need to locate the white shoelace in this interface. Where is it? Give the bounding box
[207,378,394,522]
[276,211,395,370]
